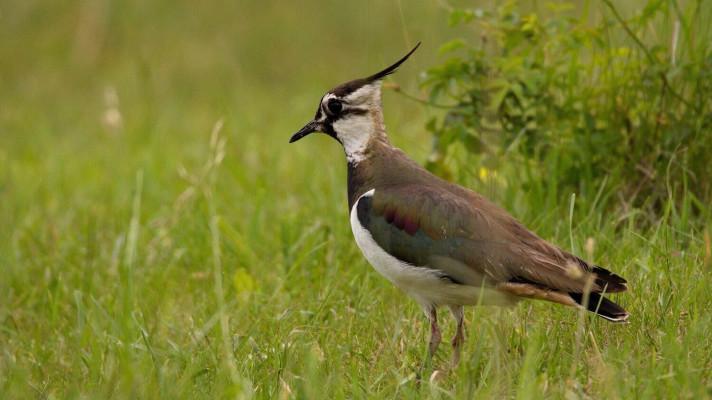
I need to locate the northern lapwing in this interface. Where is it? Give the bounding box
[290,43,629,365]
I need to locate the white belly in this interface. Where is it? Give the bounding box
[349,189,514,308]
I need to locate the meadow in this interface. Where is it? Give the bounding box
[1,1,711,398]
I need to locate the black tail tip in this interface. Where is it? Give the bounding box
[569,292,629,323]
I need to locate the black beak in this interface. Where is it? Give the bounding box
[289,120,319,143]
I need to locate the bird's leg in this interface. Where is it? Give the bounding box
[449,305,465,367]
[427,307,441,360]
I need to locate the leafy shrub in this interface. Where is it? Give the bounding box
[421,1,711,220]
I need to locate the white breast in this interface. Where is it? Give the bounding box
[349,189,513,308]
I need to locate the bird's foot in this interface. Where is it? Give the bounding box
[450,331,464,367]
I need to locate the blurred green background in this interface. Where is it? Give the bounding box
[1,1,710,398]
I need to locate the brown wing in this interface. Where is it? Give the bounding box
[359,184,627,294]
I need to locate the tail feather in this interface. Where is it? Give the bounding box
[591,265,628,293]
[569,292,629,323]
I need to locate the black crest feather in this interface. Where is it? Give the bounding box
[330,42,421,98]
[366,42,421,82]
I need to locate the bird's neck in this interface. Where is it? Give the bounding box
[347,159,369,210]
[338,108,389,164]
[346,138,429,210]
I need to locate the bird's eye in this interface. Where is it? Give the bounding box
[327,98,343,115]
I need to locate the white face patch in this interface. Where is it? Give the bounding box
[334,113,373,164]
[328,83,382,164]
[344,83,380,104]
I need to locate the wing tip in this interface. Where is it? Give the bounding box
[570,292,630,323]
[597,311,630,323]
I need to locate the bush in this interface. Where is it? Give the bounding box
[421,0,711,221]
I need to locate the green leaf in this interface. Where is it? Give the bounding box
[439,39,466,54]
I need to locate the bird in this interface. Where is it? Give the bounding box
[289,43,629,365]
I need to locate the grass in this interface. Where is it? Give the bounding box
[1,1,711,398]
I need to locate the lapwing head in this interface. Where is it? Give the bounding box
[290,43,420,161]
